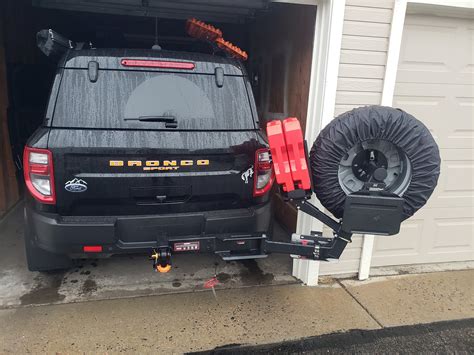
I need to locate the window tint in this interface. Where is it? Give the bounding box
[52,70,255,130]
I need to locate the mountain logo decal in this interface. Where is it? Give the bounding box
[65,178,88,193]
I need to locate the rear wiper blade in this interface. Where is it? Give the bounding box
[124,115,178,128]
[125,115,176,122]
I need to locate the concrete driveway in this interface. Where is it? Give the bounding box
[0,202,297,308]
[1,202,473,353]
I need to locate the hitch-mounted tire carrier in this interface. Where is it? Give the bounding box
[260,117,404,262]
[151,117,406,269]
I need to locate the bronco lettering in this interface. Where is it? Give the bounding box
[109,159,210,171]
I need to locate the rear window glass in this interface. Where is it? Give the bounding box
[52,69,255,130]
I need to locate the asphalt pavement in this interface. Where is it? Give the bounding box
[198,318,474,354]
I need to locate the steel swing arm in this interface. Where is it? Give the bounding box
[262,196,352,261]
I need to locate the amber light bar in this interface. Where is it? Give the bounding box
[186,18,222,41]
[121,59,195,70]
[215,38,248,61]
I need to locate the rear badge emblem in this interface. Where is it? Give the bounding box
[241,166,254,184]
[65,178,88,192]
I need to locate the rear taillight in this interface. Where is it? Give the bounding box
[23,146,56,204]
[253,148,275,197]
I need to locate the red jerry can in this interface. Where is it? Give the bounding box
[266,120,294,192]
[282,118,311,191]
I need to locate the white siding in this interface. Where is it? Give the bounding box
[320,0,395,276]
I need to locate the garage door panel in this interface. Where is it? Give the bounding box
[372,12,474,267]
[400,15,472,74]
[373,207,474,266]
[372,220,426,266]
[399,25,457,71]
[393,87,474,150]
[394,83,473,96]
[425,149,474,209]
[396,15,474,102]
[374,222,423,254]
[443,162,473,193]
[432,218,474,250]
[396,72,474,85]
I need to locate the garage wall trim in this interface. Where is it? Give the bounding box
[358,0,407,281]
[293,0,346,286]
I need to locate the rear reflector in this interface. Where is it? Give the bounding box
[121,59,195,70]
[83,246,103,253]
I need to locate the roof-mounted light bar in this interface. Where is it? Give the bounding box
[120,59,195,70]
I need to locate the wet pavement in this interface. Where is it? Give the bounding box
[0,202,296,308]
[1,202,473,353]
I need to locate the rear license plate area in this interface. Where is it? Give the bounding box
[117,215,204,242]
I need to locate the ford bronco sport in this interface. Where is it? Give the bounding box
[23,48,274,271]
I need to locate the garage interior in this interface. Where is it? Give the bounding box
[0,0,317,232]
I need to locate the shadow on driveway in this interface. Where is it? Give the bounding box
[196,318,474,354]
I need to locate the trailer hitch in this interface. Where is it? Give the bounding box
[150,248,172,273]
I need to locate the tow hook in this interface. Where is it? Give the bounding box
[150,248,172,273]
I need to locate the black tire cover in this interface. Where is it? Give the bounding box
[309,105,441,220]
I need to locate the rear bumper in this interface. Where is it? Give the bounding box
[26,203,271,256]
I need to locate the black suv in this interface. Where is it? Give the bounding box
[23,49,273,271]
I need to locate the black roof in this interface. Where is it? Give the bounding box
[61,48,245,75]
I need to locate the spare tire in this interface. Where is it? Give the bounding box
[309,105,440,220]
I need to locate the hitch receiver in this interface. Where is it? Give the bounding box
[151,248,172,273]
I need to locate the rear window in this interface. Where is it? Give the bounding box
[52,69,255,130]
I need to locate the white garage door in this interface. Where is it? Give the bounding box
[372,12,474,266]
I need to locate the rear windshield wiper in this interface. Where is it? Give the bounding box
[124,115,178,128]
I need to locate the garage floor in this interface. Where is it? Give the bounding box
[0,202,297,308]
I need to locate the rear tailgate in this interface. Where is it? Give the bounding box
[48,130,263,215]
[48,55,266,216]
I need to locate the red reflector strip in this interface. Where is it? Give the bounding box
[83,246,103,253]
[258,161,272,170]
[121,59,195,70]
[29,164,49,175]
